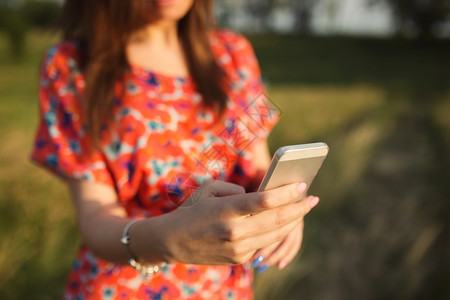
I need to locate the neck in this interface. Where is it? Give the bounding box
[125,19,190,77]
[129,20,179,48]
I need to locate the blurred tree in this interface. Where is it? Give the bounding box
[0,1,27,60]
[290,0,315,34]
[373,0,450,38]
[20,0,61,29]
[215,0,316,33]
[0,0,61,60]
[257,0,316,33]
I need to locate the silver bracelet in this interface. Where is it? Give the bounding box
[121,219,166,282]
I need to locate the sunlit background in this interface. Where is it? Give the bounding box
[1,0,449,299]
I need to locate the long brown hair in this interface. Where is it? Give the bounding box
[62,0,227,141]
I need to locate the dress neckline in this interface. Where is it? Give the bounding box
[129,62,193,85]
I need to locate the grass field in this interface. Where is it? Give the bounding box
[0,31,449,299]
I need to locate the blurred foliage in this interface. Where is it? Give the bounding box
[0,5,27,60]
[216,0,315,34]
[20,0,61,29]
[374,0,450,38]
[219,0,450,38]
[0,0,60,60]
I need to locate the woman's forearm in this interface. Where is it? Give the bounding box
[68,179,169,265]
[68,178,316,268]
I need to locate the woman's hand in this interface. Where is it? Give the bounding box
[250,195,318,272]
[250,218,304,273]
[141,180,318,266]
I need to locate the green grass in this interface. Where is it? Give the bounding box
[1,31,449,299]
[0,31,78,299]
[249,34,450,300]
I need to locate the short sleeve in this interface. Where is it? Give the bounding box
[30,43,114,187]
[214,30,280,143]
[212,31,280,189]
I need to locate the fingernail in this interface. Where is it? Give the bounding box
[257,264,269,273]
[278,261,287,270]
[297,183,307,194]
[310,196,319,208]
[252,255,264,268]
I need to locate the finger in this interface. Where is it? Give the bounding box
[250,220,304,271]
[269,220,303,268]
[277,220,304,270]
[230,182,309,215]
[251,242,279,262]
[278,234,302,270]
[263,223,301,268]
[202,180,246,197]
[234,216,301,258]
[230,196,316,241]
[250,242,280,268]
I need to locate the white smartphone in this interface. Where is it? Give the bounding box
[258,142,329,195]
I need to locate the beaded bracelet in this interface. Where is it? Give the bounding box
[121,219,166,282]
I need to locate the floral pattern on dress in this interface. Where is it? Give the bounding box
[31,30,279,300]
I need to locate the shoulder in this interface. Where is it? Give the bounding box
[209,29,261,79]
[38,41,84,116]
[209,29,255,56]
[209,29,249,45]
[40,40,82,80]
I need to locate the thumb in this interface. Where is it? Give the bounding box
[202,180,246,197]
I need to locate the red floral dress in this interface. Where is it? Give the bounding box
[31,30,279,300]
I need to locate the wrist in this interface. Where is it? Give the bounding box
[129,213,176,265]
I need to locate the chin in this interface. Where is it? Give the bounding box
[152,0,194,21]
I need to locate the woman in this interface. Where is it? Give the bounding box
[31,0,319,299]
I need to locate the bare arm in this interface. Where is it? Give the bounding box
[66,177,316,267]
[252,140,272,171]
[67,179,169,265]
[245,140,272,192]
